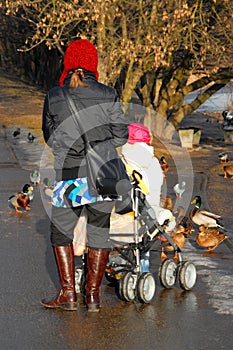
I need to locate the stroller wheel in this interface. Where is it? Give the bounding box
[105,270,121,285]
[159,259,178,289]
[118,272,137,302]
[137,272,156,303]
[179,261,197,291]
[75,266,84,294]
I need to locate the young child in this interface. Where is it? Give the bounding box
[111,123,175,272]
[73,207,87,256]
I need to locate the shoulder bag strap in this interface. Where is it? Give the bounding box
[62,87,88,145]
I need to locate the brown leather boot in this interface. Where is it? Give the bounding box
[86,248,110,312]
[41,245,77,310]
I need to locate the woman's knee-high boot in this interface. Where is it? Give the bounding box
[41,244,77,310]
[86,248,110,312]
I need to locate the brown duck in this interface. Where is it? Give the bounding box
[159,156,169,176]
[223,165,233,179]
[161,196,173,211]
[161,225,187,262]
[174,205,193,237]
[196,225,228,252]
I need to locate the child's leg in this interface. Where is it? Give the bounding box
[73,207,87,256]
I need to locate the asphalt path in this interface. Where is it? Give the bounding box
[0,116,233,349]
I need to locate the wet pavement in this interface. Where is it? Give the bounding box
[1,76,233,349]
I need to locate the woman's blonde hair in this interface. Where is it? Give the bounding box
[69,69,88,88]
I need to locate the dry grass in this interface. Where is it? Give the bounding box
[0,69,45,140]
[1,115,42,129]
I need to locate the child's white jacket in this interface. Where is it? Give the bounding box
[121,142,176,233]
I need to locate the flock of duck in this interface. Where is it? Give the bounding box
[159,151,233,258]
[8,169,53,213]
[160,193,229,260]
[7,151,231,256]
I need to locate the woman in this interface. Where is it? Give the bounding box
[41,39,128,312]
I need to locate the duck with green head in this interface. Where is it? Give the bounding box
[189,195,224,229]
[22,183,34,201]
[43,177,54,201]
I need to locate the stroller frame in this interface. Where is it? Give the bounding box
[105,173,197,303]
[75,172,197,304]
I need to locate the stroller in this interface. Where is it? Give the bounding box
[75,171,197,303]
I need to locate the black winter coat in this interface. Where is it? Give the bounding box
[42,72,129,181]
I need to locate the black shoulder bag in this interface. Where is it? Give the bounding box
[62,88,132,197]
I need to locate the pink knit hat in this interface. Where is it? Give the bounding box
[128,123,151,145]
[59,39,99,86]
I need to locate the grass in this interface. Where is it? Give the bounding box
[1,115,42,129]
[0,69,45,141]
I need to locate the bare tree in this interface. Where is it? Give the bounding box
[3,0,233,139]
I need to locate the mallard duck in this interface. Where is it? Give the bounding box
[174,206,193,237]
[167,225,187,248]
[22,183,34,201]
[160,225,187,262]
[8,192,30,213]
[30,169,40,185]
[223,165,233,179]
[161,196,173,211]
[173,181,186,199]
[174,205,185,223]
[218,152,229,164]
[43,177,54,201]
[189,195,224,229]
[159,156,169,175]
[196,225,228,252]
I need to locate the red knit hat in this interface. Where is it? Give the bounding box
[59,39,99,86]
[128,123,151,145]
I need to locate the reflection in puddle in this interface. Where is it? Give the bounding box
[158,288,198,313]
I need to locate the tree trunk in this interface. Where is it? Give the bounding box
[144,108,154,131]
[163,122,176,140]
[121,66,143,103]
